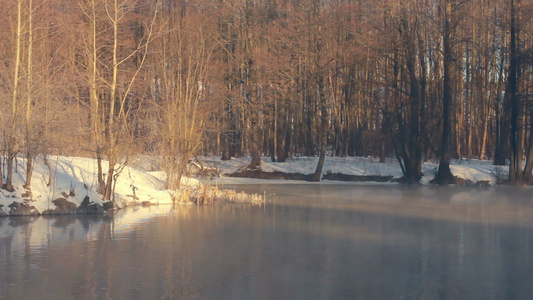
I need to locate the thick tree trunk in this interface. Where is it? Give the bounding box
[24,156,33,190]
[507,0,522,184]
[432,2,456,185]
[6,150,15,192]
[404,31,422,184]
[221,131,231,160]
[247,118,261,170]
[523,112,533,183]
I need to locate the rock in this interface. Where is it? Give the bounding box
[87,203,104,214]
[8,202,40,216]
[77,196,90,213]
[77,196,104,214]
[141,201,152,207]
[0,205,8,217]
[102,201,114,211]
[80,196,91,208]
[475,180,490,187]
[51,198,77,214]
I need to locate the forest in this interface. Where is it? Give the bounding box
[1,0,533,198]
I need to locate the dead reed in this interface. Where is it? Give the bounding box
[173,183,264,206]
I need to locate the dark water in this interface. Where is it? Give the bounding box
[1,184,533,299]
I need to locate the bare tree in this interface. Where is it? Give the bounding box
[432,0,470,184]
[78,0,158,201]
[154,2,213,192]
[1,0,26,192]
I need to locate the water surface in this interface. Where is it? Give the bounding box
[1,184,533,299]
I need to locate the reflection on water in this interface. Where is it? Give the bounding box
[1,185,533,299]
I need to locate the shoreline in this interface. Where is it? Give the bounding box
[0,155,526,217]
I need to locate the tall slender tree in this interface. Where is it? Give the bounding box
[432,0,470,184]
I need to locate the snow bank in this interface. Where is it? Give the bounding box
[0,154,512,216]
[202,156,505,185]
[0,156,199,216]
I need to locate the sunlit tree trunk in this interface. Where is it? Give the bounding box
[24,0,34,190]
[88,0,106,195]
[6,0,24,192]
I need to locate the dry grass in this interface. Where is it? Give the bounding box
[173,184,264,206]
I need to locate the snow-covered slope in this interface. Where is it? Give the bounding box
[0,156,188,215]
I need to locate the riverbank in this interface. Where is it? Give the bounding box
[0,156,262,217]
[0,154,517,217]
[202,156,505,186]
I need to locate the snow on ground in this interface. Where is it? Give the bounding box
[201,156,505,185]
[0,156,198,215]
[0,156,101,214]
[0,154,512,216]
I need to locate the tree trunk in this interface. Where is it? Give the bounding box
[43,155,52,187]
[523,108,533,183]
[432,1,456,185]
[247,127,262,170]
[0,156,4,189]
[507,0,522,184]
[247,109,261,169]
[404,28,423,184]
[5,0,23,192]
[312,73,328,182]
[24,156,33,190]
[24,0,34,191]
[104,148,116,201]
[221,132,231,160]
[494,107,511,166]
[5,152,14,192]
[271,98,278,162]
[276,107,289,162]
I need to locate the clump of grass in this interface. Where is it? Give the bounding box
[173,184,264,206]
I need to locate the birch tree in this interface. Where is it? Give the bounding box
[1,0,26,192]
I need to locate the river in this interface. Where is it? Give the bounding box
[1,184,532,299]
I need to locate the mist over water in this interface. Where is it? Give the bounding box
[1,185,532,299]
